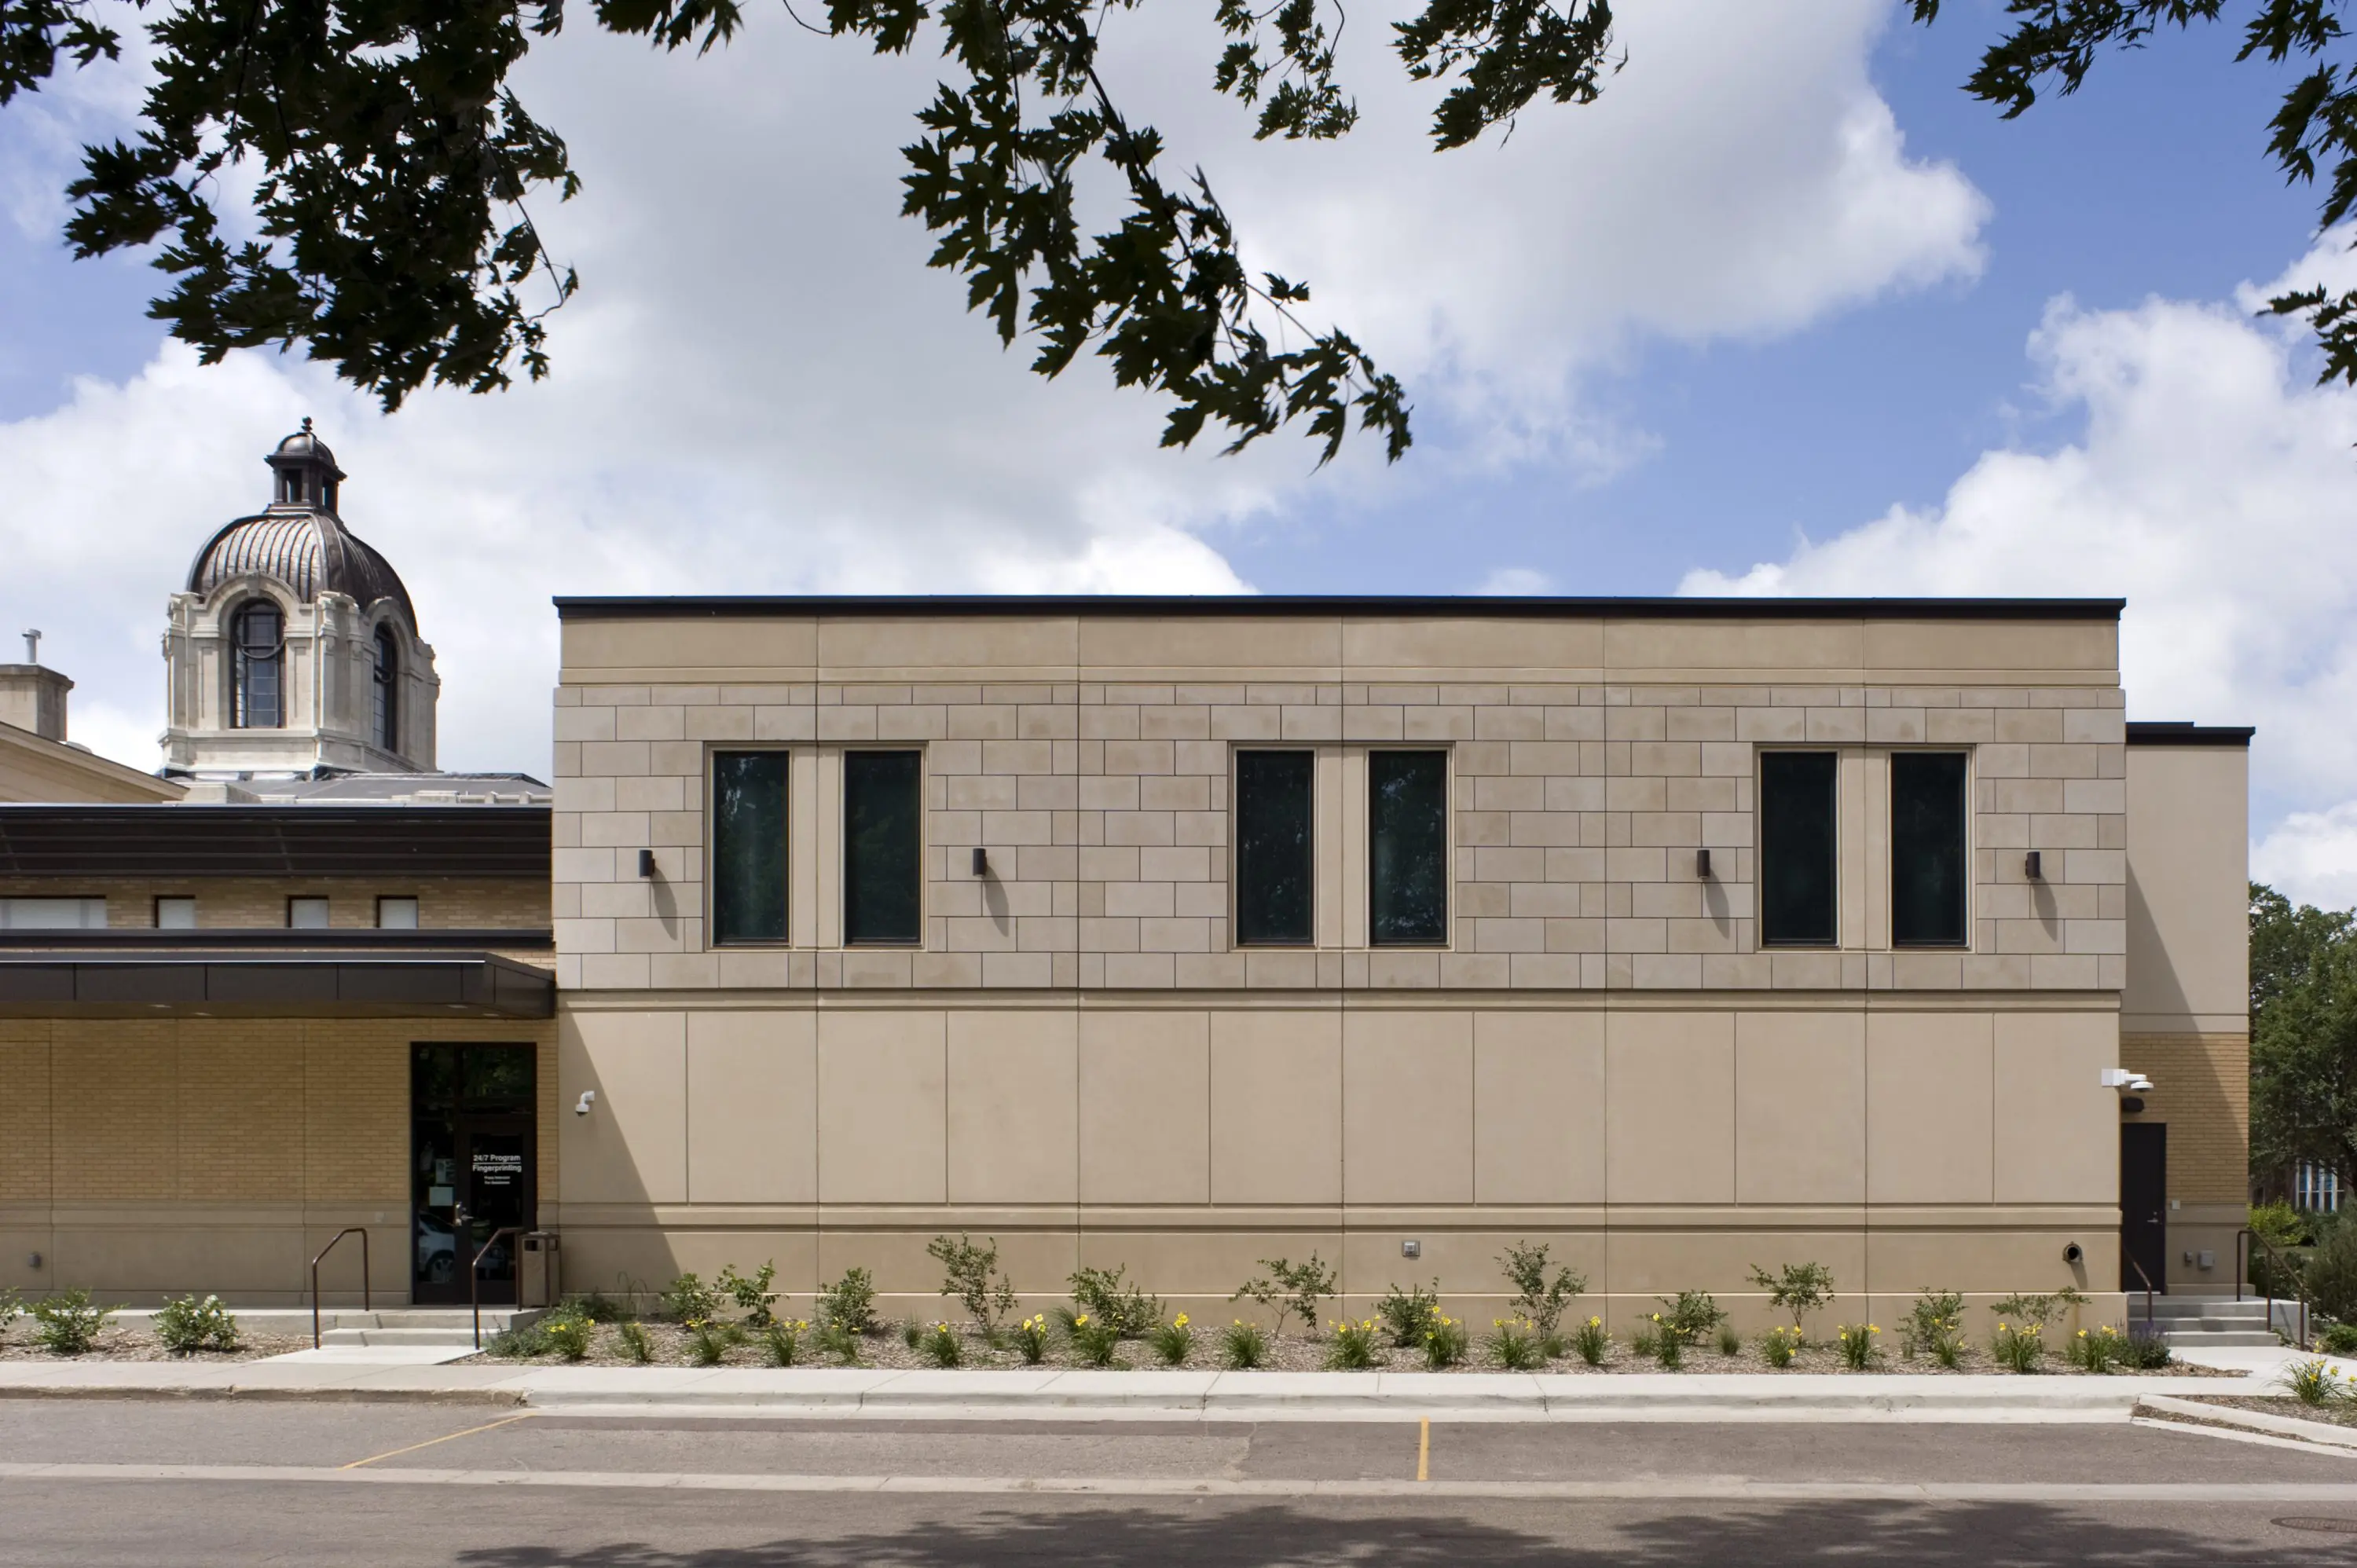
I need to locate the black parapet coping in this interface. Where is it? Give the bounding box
[0,953,554,1018]
[2124,722,2256,747]
[0,805,549,878]
[554,594,2129,621]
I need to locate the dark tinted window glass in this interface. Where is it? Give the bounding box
[1370,750,1448,945]
[845,749,922,944]
[1761,751,1838,945]
[1235,751,1314,944]
[461,1045,536,1107]
[713,751,790,943]
[1892,751,1968,946]
[233,603,282,728]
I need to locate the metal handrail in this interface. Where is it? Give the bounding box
[309,1227,372,1349]
[2124,1250,2159,1336]
[471,1226,524,1350]
[2238,1227,2313,1350]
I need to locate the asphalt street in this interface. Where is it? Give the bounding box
[6,1399,2357,1565]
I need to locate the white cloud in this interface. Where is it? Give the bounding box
[1475,567,1555,595]
[2256,804,2357,912]
[1683,231,2357,909]
[0,2,1986,779]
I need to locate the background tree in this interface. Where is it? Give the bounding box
[2249,881,2357,1198]
[8,1,2355,456]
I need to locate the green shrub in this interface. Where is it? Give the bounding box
[1499,1243,1587,1339]
[662,1272,724,1325]
[717,1262,778,1328]
[687,1321,743,1366]
[1230,1255,1335,1338]
[1629,1322,1659,1359]
[1070,1265,1163,1339]
[153,1294,240,1355]
[1571,1316,1609,1366]
[1715,1324,1742,1357]
[818,1321,864,1365]
[900,1318,926,1350]
[1487,1317,1544,1371]
[1993,1321,2044,1373]
[2284,1356,2350,1406]
[1902,1288,1965,1361]
[1149,1313,1195,1366]
[485,1319,549,1359]
[558,1289,628,1324]
[0,1287,20,1334]
[1748,1261,1835,1335]
[1655,1291,1726,1349]
[1423,1314,1468,1369]
[1988,1289,2087,1332]
[542,1314,594,1362]
[2066,1324,2124,1373]
[1325,1317,1381,1370]
[1221,1320,1267,1369]
[1648,1318,1683,1369]
[816,1267,880,1336]
[1070,1313,1124,1368]
[921,1321,963,1368]
[1376,1281,1441,1347]
[2251,1200,2315,1252]
[1013,1314,1051,1365]
[1760,1326,1802,1368]
[31,1290,115,1356]
[2120,1331,2174,1370]
[2322,1321,2357,1356]
[1928,1321,1967,1369]
[2301,1225,2357,1321]
[761,1319,808,1367]
[929,1234,1019,1338]
[1834,1323,1881,1370]
[616,1321,655,1364]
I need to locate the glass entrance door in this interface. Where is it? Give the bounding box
[412,1044,536,1306]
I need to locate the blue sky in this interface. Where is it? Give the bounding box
[5,2,2357,900]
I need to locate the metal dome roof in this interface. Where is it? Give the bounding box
[272,420,344,476]
[186,509,416,626]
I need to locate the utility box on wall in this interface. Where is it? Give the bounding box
[521,1231,561,1310]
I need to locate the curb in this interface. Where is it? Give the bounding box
[2139,1394,2357,1450]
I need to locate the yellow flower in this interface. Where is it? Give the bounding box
[1588,1317,1601,1328]
[1174,1313,1189,1328]
[1074,1314,1089,1327]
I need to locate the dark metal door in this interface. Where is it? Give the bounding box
[2121,1122,2168,1295]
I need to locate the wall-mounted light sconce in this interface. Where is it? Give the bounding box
[24,1251,41,1270]
[637,849,656,878]
[972,847,989,877]
[1401,1239,1421,1259]
[1695,848,1712,880]
[2024,850,2042,880]
[574,1090,598,1116]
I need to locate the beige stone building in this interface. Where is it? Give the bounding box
[548,595,2253,1328]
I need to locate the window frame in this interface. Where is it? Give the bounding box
[153,895,196,930]
[708,746,794,948]
[1889,747,1972,950]
[1367,746,1453,948]
[1756,747,1841,950]
[230,598,286,731]
[1231,747,1318,947]
[841,746,926,948]
[372,624,400,753]
[376,896,420,930]
[286,896,331,930]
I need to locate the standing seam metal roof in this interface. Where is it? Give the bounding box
[188,509,416,628]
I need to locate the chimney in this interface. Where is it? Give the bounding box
[0,629,71,742]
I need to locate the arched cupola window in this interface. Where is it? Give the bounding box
[372,625,399,753]
[232,602,284,729]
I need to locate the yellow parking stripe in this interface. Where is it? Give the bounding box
[341,1412,537,1470]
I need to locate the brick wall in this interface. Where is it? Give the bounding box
[2121,1031,2249,1205]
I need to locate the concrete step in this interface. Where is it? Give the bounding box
[317,1310,541,1348]
[2137,1299,2271,1320]
[2148,1332,2285,1348]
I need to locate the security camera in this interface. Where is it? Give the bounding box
[574,1090,597,1116]
[2128,1075,2154,1093]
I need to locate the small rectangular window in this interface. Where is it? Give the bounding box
[376,896,420,930]
[713,750,790,943]
[844,749,922,945]
[1370,750,1449,946]
[1760,751,1838,946]
[0,896,106,930]
[287,896,330,930]
[154,896,196,930]
[1891,751,1968,947]
[1234,750,1314,945]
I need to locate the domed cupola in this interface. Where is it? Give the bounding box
[162,423,439,778]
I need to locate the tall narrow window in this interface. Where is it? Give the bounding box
[1234,750,1314,945]
[1760,751,1838,946]
[232,602,283,728]
[713,750,790,943]
[372,625,399,752]
[844,749,922,945]
[1370,750,1449,945]
[1892,751,1969,947]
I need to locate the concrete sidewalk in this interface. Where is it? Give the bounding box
[0,1357,2300,1422]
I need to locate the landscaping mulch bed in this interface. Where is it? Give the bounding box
[0,1321,308,1363]
[2183,1394,2357,1427]
[466,1318,2226,1376]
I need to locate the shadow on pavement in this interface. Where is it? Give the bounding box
[451,1499,2355,1566]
